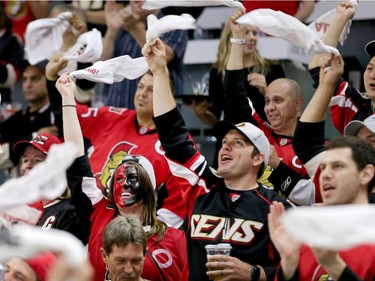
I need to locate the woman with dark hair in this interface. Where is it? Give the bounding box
[55,73,187,281]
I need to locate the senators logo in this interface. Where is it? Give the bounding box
[96,142,137,192]
[190,215,264,243]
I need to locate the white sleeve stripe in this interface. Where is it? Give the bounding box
[82,176,104,205]
[157,208,184,229]
[167,158,210,194]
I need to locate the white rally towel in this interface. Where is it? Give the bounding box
[236,9,339,56]
[142,0,244,10]
[0,204,43,228]
[0,142,77,212]
[281,205,375,250]
[61,28,103,65]
[146,13,196,43]
[70,55,149,84]
[58,28,103,76]
[308,0,358,46]
[25,12,72,65]
[0,224,87,267]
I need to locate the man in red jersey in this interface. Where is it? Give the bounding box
[45,58,186,229]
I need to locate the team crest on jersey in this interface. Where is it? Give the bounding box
[317,274,333,281]
[228,193,241,202]
[108,107,127,115]
[279,138,288,146]
[96,142,137,192]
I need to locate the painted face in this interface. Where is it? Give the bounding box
[113,164,142,208]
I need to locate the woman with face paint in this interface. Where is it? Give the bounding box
[55,73,188,281]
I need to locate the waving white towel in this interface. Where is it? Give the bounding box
[70,55,149,84]
[0,142,77,212]
[281,205,375,250]
[142,0,244,10]
[25,12,72,64]
[58,28,104,75]
[146,13,196,43]
[62,28,103,63]
[308,0,358,46]
[236,9,339,55]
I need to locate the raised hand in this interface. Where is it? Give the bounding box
[268,202,301,280]
[104,0,128,32]
[247,73,267,96]
[142,38,167,74]
[229,8,247,38]
[206,254,252,281]
[46,55,68,81]
[319,54,344,86]
[55,73,76,101]
[335,1,357,21]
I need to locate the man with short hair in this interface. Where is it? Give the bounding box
[0,62,58,173]
[269,135,375,280]
[223,8,314,206]
[100,215,147,281]
[143,33,291,280]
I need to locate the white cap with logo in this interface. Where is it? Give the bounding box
[344,115,375,136]
[214,120,270,166]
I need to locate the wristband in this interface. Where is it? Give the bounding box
[62,105,76,108]
[251,265,260,281]
[230,37,245,45]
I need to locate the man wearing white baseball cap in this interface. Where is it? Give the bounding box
[344,114,375,148]
[344,115,375,203]
[143,37,291,281]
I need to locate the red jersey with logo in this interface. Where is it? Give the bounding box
[154,108,292,281]
[69,156,187,281]
[76,104,186,227]
[275,244,375,280]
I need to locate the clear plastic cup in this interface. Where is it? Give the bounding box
[205,243,232,255]
[205,243,232,280]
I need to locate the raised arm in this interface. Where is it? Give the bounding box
[308,2,356,70]
[224,8,258,124]
[226,8,246,71]
[294,54,344,179]
[302,54,345,123]
[55,74,84,158]
[142,38,175,117]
